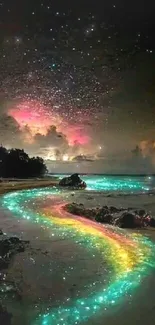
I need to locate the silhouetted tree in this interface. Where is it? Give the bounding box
[28,157,47,177]
[0,146,8,177]
[0,146,47,178]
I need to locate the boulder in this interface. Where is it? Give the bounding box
[116,212,136,228]
[0,236,29,269]
[134,209,146,217]
[149,218,155,227]
[64,202,153,229]
[138,209,146,217]
[59,174,86,189]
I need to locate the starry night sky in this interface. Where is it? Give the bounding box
[0,0,155,162]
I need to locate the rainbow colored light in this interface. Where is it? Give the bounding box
[2,187,155,325]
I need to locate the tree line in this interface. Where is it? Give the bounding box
[0,146,47,178]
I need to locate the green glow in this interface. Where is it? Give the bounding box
[1,187,155,325]
[55,174,152,192]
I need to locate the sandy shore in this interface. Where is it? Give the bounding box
[0,178,59,194]
[1,183,155,325]
[72,190,155,215]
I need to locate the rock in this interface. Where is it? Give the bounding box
[59,174,86,189]
[109,206,119,213]
[64,203,152,229]
[150,218,155,227]
[100,207,109,216]
[65,203,84,216]
[117,212,136,228]
[138,209,146,217]
[0,230,3,235]
[102,205,109,210]
[95,213,113,224]
[8,237,20,244]
[0,236,29,270]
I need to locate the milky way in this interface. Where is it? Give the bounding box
[0,1,155,161]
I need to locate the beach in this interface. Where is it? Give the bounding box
[0,181,155,325]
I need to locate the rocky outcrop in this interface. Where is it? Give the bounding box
[65,203,154,229]
[115,212,136,228]
[0,231,29,268]
[0,236,29,270]
[0,233,29,322]
[59,174,86,189]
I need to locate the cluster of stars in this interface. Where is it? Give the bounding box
[0,2,152,115]
[0,1,154,157]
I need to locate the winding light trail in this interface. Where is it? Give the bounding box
[2,187,155,325]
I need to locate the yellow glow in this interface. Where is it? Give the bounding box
[63,154,69,161]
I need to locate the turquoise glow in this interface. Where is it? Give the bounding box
[54,174,154,192]
[2,187,155,325]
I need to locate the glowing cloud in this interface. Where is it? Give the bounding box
[9,100,62,136]
[9,99,90,147]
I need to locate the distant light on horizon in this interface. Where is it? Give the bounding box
[63,154,69,161]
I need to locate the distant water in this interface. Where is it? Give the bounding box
[50,174,155,193]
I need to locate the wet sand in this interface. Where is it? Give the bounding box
[0,178,59,194]
[0,185,155,325]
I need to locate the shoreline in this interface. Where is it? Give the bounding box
[1,179,155,221]
[1,182,155,324]
[0,178,59,195]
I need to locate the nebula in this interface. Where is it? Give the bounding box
[8,99,90,148]
[9,100,62,136]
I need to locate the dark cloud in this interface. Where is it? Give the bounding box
[0,115,71,159]
[34,126,69,150]
[0,115,22,146]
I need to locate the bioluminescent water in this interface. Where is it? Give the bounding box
[53,174,154,192]
[2,187,155,325]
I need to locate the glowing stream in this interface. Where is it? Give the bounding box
[2,187,155,325]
